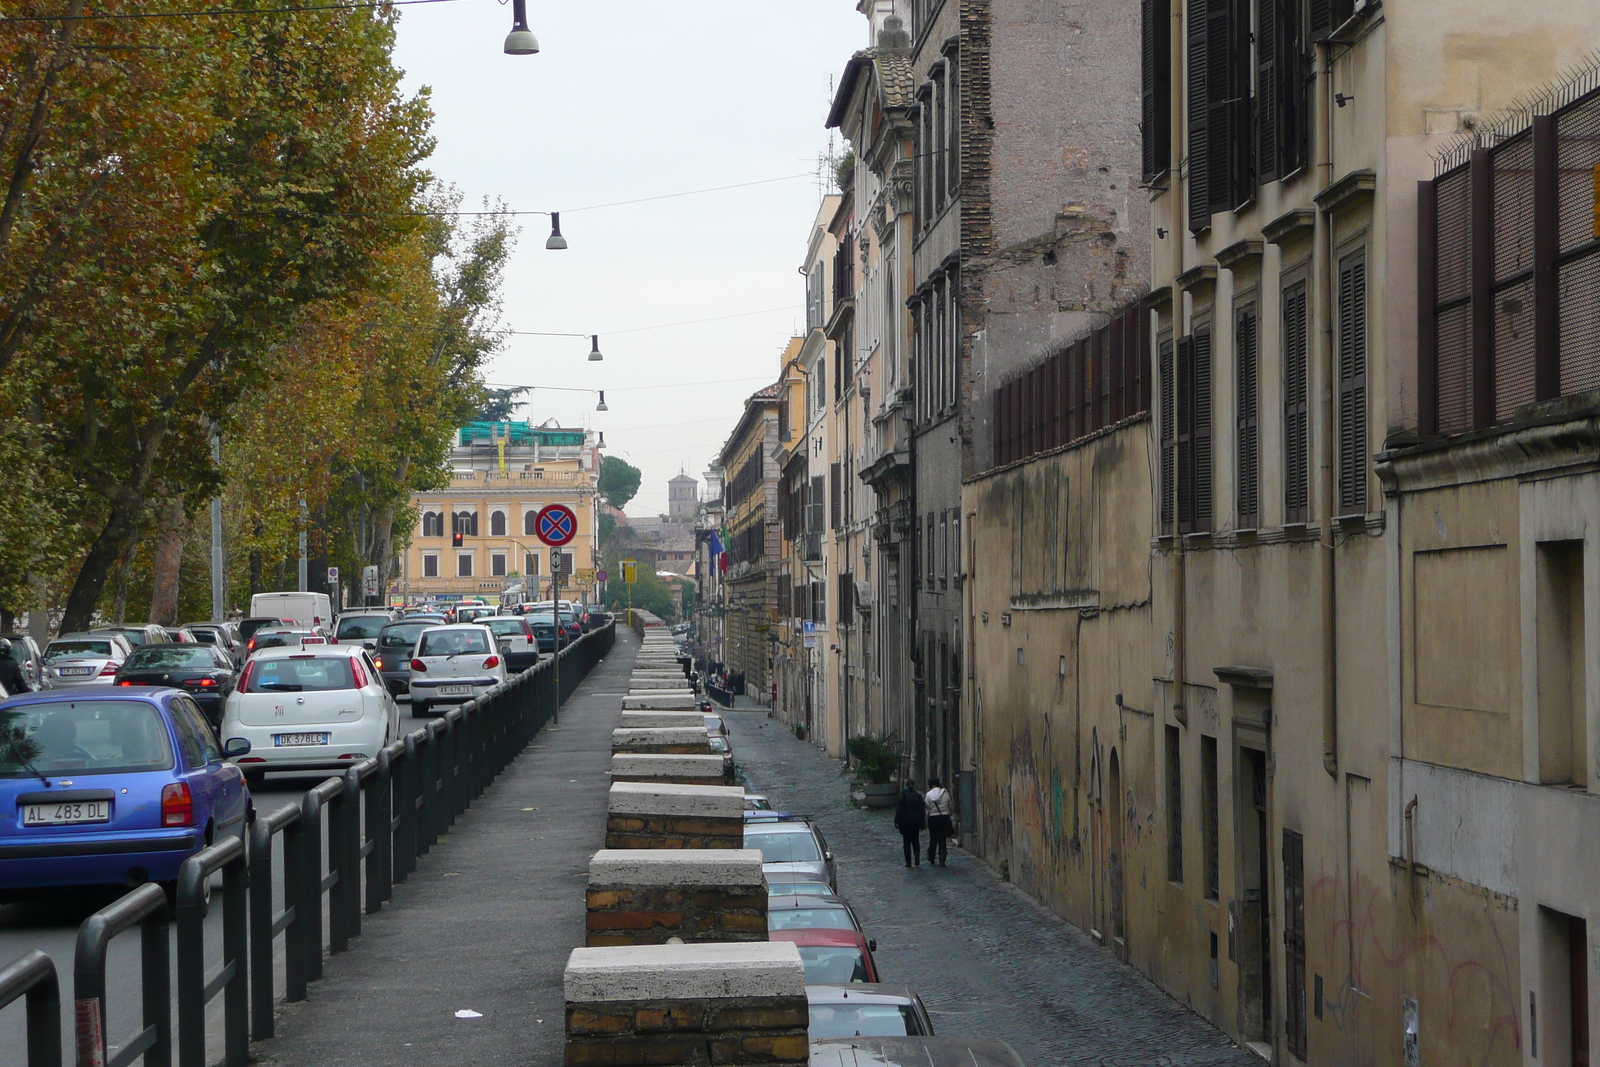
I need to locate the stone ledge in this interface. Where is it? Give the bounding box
[564,942,806,1002]
[610,753,725,781]
[589,848,766,887]
[608,781,745,819]
[619,711,705,730]
[611,727,711,754]
[622,693,697,710]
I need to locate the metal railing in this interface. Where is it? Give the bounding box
[7,621,615,1066]
[0,950,61,1067]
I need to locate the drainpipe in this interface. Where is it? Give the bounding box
[1316,38,1339,780]
[1168,0,1189,727]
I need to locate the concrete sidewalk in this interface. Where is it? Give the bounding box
[256,630,638,1066]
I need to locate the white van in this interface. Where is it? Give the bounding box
[250,592,335,630]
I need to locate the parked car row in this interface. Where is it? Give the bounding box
[740,790,1025,1063]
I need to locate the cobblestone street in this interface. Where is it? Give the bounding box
[726,702,1258,1067]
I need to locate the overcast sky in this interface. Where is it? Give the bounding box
[392,1,864,516]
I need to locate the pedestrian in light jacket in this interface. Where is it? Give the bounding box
[925,777,953,868]
[894,780,926,868]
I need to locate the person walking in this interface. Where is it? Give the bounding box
[894,779,925,867]
[925,776,953,867]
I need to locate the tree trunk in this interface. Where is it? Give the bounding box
[148,498,186,626]
[60,500,144,633]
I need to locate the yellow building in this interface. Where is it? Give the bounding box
[400,421,601,606]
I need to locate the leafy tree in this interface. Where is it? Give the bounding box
[598,455,643,511]
[474,386,529,423]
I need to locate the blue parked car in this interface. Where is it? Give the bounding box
[0,687,251,898]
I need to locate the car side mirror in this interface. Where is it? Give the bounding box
[364,641,377,651]
[868,939,877,952]
[824,852,834,862]
[224,737,252,757]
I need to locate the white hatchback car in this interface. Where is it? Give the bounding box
[406,624,509,717]
[219,642,400,783]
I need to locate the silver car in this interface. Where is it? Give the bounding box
[743,819,836,891]
[42,633,134,688]
[806,984,935,1040]
[808,1038,1026,1066]
[89,624,166,649]
[0,634,45,691]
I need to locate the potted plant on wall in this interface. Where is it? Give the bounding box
[847,735,902,808]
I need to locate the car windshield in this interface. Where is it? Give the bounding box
[46,641,113,661]
[237,619,279,641]
[808,1003,921,1039]
[336,616,387,640]
[768,883,834,897]
[487,620,526,637]
[769,907,854,932]
[745,830,821,863]
[378,624,430,649]
[185,629,219,644]
[125,647,215,670]
[418,630,490,656]
[95,629,148,646]
[252,632,304,650]
[0,701,173,777]
[796,947,867,984]
[246,657,355,692]
[526,615,556,627]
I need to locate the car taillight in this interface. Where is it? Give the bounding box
[483,656,500,669]
[372,656,384,670]
[411,659,427,672]
[100,663,119,676]
[182,677,218,687]
[117,680,134,686]
[351,659,368,688]
[236,662,254,691]
[247,638,256,652]
[160,782,194,827]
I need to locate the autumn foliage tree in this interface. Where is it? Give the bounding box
[0,3,507,629]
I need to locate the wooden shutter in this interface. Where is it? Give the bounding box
[1283,280,1311,522]
[1176,337,1195,531]
[1236,305,1260,527]
[1192,328,1214,530]
[1160,337,1177,534]
[1185,0,1210,232]
[1256,0,1279,183]
[1311,0,1352,39]
[1142,0,1172,182]
[1284,829,1308,1059]
[1228,0,1253,206]
[1283,0,1309,176]
[830,462,842,530]
[1338,251,1369,515]
[1205,0,1234,214]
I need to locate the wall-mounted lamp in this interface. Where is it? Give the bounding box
[1156,227,1169,239]
[588,335,604,362]
[546,212,568,250]
[1335,92,1355,108]
[504,0,540,55]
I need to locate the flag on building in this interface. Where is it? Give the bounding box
[708,529,726,573]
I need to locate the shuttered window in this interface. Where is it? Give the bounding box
[1236,304,1260,528]
[1309,0,1354,40]
[838,571,854,624]
[1160,337,1177,535]
[1284,828,1308,1059]
[1283,279,1311,523]
[1177,328,1214,533]
[1337,249,1369,515]
[830,462,842,530]
[1201,735,1220,900]
[1257,0,1309,183]
[1185,0,1211,231]
[1142,0,1172,182]
[809,475,826,535]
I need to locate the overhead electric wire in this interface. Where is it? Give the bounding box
[503,304,802,340]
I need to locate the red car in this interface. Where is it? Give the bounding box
[769,927,879,984]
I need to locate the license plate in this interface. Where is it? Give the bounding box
[23,801,109,826]
[58,667,93,677]
[438,685,473,697]
[273,733,330,747]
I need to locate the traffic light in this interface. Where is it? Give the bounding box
[452,515,464,548]
[452,530,464,548]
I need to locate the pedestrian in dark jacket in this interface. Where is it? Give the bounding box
[893,780,925,867]
[925,776,953,867]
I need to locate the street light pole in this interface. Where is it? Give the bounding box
[210,431,225,620]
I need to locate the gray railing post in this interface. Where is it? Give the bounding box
[176,836,248,1067]
[0,950,61,1067]
[73,882,169,1067]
